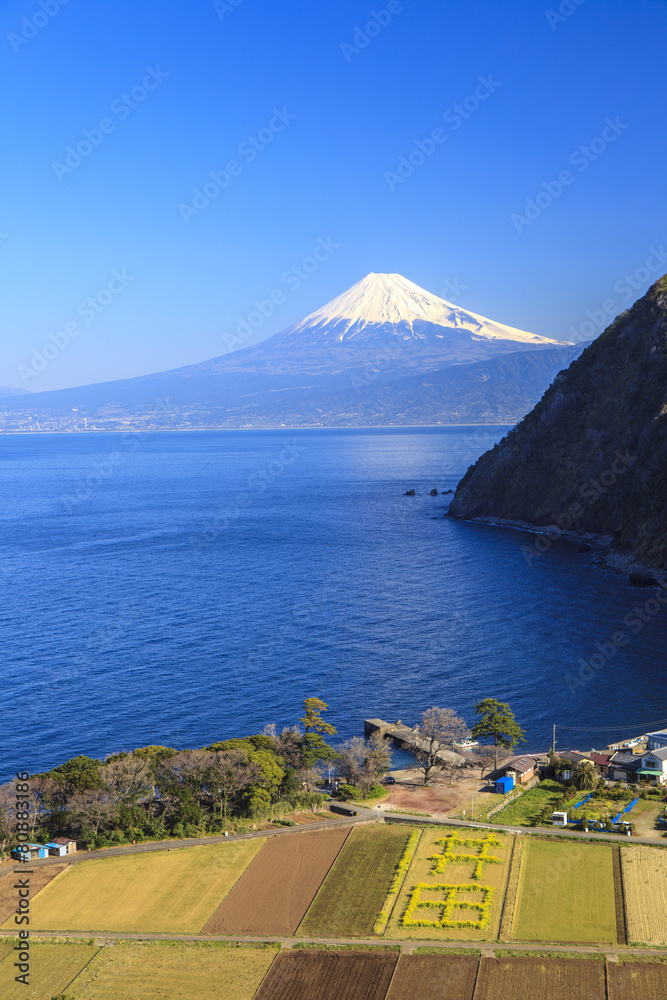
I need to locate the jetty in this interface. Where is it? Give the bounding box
[364,718,465,766]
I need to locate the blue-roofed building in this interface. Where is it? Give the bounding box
[46,841,69,857]
[11,843,50,861]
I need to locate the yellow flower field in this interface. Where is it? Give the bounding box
[384,827,513,941]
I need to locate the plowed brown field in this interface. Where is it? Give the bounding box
[204,828,349,935]
[253,949,398,1000]
[607,960,667,999]
[474,957,606,1000]
[0,865,68,924]
[386,953,478,1000]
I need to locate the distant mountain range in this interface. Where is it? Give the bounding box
[0,273,577,430]
[450,276,667,572]
[0,386,29,399]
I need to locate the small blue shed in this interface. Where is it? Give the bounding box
[495,775,514,794]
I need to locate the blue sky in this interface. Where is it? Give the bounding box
[1,0,666,391]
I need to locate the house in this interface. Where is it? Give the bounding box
[502,757,536,785]
[646,729,667,752]
[590,752,613,776]
[11,843,50,862]
[637,747,667,785]
[609,752,642,782]
[52,837,77,854]
[46,841,69,857]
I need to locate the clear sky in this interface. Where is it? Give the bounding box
[1,0,666,391]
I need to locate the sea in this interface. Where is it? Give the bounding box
[1,426,666,781]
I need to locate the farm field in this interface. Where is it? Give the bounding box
[474,957,606,1000]
[21,838,265,933]
[253,948,398,1000]
[385,953,478,999]
[0,865,68,924]
[0,940,100,1000]
[385,827,513,941]
[489,780,564,826]
[299,825,412,938]
[607,959,667,999]
[569,793,665,835]
[204,827,349,936]
[69,941,279,1000]
[621,845,667,944]
[512,839,617,944]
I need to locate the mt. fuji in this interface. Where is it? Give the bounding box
[0,273,581,431]
[205,272,571,377]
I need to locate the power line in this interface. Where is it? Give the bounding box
[556,717,667,733]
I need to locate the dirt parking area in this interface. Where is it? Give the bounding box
[383,770,498,818]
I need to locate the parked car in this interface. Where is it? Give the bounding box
[383,776,396,785]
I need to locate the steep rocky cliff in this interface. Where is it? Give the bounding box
[449,276,667,570]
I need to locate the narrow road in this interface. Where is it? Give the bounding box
[1,811,367,875]
[2,800,662,878]
[7,929,666,959]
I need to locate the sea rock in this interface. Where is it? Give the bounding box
[404,489,416,496]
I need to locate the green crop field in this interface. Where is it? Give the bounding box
[489,780,565,827]
[0,940,100,1000]
[512,838,617,944]
[20,838,265,934]
[70,941,278,1000]
[298,824,412,937]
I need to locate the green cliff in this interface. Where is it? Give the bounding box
[449,275,667,570]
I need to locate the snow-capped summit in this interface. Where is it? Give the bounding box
[280,272,567,348]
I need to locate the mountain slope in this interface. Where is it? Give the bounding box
[449,276,667,570]
[0,272,571,431]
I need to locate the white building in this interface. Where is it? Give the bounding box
[646,729,667,751]
[638,746,667,785]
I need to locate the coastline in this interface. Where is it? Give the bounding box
[446,512,666,587]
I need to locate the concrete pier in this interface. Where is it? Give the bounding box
[364,718,465,766]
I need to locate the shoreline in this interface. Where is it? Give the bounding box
[0,423,514,435]
[447,513,666,587]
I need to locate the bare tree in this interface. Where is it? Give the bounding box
[0,783,16,856]
[206,749,261,819]
[102,756,152,807]
[471,746,497,780]
[336,737,367,787]
[70,788,117,837]
[408,707,469,785]
[336,732,391,793]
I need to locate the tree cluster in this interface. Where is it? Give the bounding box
[0,698,337,852]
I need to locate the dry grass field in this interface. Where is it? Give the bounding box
[0,940,100,1000]
[21,838,265,933]
[298,825,411,938]
[386,953,478,999]
[0,865,68,924]
[512,839,617,944]
[474,957,606,1000]
[69,941,279,1000]
[385,827,512,941]
[204,827,349,936]
[607,959,667,1000]
[253,949,398,1000]
[621,845,667,945]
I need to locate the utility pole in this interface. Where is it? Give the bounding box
[551,724,556,756]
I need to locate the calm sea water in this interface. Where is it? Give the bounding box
[1,427,666,781]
